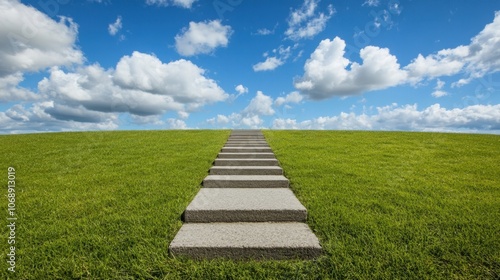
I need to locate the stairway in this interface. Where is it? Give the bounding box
[169,130,322,259]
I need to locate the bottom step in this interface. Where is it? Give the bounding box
[169,222,322,260]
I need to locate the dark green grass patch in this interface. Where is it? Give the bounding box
[0,130,499,279]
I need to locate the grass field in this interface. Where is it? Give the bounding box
[1,130,499,279]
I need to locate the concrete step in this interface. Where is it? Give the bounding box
[184,188,306,222]
[169,222,322,259]
[214,158,279,166]
[226,140,267,144]
[225,144,269,147]
[228,136,265,140]
[217,153,275,159]
[228,138,265,141]
[203,175,288,188]
[209,166,283,175]
[224,141,269,146]
[229,134,264,136]
[221,147,272,153]
[229,135,264,136]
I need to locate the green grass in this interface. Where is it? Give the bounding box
[1,130,499,279]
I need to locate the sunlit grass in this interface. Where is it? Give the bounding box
[0,130,498,279]
[264,131,500,279]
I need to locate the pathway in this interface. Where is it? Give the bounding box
[169,130,322,259]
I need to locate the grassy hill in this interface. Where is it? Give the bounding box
[1,130,499,279]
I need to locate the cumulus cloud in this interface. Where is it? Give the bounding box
[296,11,500,99]
[113,52,228,107]
[243,91,275,116]
[175,20,232,56]
[406,11,500,86]
[253,57,284,72]
[2,51,227,132]
[37,52,227,117]
[272,103,500,133]
[275,91,303,107]
[0,73,40,102]
[404,47,467,84]
[455,11,500,85]
[253,45,292,72]
[207,91,276,129]
[295,37,406,99]
[0,101,118,134]
[362,0,380,7]
[432,79,448,98]
[0,0,83,77]
[256,28,273,35]
[145,0,196,8]
[108,16,122,36]
[207,113,265,129]
[235,84,248,94]
[167,118,187,129]
[285,0,334,40]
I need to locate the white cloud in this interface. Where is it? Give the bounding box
[175,20,232,56]
[210,113,264,129]
[1,50,229,133]
[253,57,284,72]
[113,52,228,107]
[432,79,448,98]
[405,47,467,84]
[295,12,500,99]
[0,101,118,134]
[108,16,122,36]
[37,51,227,117]
[285,0,334,40]
[208,91,275,129]
[362,0,380,7]
[167,118,187,129]
[272,103,500,133]
[243,91,275,116]
[275,91,304,107]
[235,84,248,94]
[240,115,263,128]
[432,91,448,98]
[178,111,189,119]
[256,28,273,35]
[0,0,83,77]
[295,37,406,99]
[406,11,500,87]
[215,114,230,124]
[389,2,402,15]
[0,73,40,102]
[145,0,196,8]
[253,45,292,72]
[39,64,184,117]
[456,11,500,85]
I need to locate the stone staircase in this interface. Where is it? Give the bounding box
[169,130,322,259]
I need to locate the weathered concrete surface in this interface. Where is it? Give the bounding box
[221,147,272,153]
[224,144,270,147]
[203,175,289,188]
[169,222,322,259]
[168,129,322,260]
[225,141,268,144]
[228,136,265,139]
[184,188,306,222]
[209,166,283,175]
[217,153,275,159]
[214,158,279,166]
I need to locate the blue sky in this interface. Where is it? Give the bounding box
[1,0,500,133]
